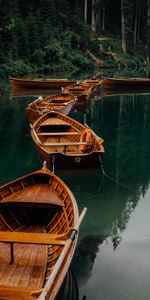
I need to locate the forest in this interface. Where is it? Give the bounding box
[0,0,150,78]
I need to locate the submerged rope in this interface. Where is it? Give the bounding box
[100,163,136,192]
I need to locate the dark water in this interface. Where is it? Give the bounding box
[0,85,150,300]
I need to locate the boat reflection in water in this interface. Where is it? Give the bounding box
[103,86,150,97]
[10,87,59,99]
[60,169,104,195]
[73,234,106,285]
[55,268,79,300]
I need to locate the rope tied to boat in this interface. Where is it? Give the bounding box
[100,161,136,192]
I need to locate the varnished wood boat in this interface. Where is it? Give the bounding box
[30,111,104,172]
[26,94,77,123]
[63,82,93,104]
[81,77,104,89]
[9,77,76,89]
[81,78,104,101]
[104,77,150,88]
[0,162,87,300]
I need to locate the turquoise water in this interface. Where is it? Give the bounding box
[0,86,150,300]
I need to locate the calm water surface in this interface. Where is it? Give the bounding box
[0,86,150,300]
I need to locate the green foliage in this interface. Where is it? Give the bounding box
[31,49,45,66]
[67,50,94,69]
[44,40,64,63]
[0,0,149,77]
[8,59,33,76]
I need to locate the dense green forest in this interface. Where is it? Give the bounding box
[0,0,150,78]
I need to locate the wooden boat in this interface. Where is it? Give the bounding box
[81,78,104,101]
[63,82,94,104]
[0,162,87,300]
[9,77,76,90]
[81,77,104,90]
[104,77,150,88]
[30,111,104,172]
[26,94,77,124]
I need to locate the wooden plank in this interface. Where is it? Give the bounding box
[38,132,81,136]
[0,231,66,245]
[1,183,64,207]
[8,245,33,287]
[0,285,37,300]
[0,244,28,285]
[28,244,47,289]
[18,245,42,289]
[44,142,88,146]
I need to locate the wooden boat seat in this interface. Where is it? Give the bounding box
[38,132,81,136]
[0,183,64,207]
[40,118,70,126]
[0,231,66,245]
[44,142,90,146]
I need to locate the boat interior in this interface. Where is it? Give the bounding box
[64,85,91,94]
[29,101,65,112]
[34,113,97,155]
[0,172,74,296]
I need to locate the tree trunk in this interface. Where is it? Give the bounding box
[133,0,138,48]
[147,0,150,62]
[91,0,96,32]
[102,3,105,32]
[121,0,127,53]
[84,0,87,24]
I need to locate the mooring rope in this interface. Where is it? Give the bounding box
[100,163,136,192]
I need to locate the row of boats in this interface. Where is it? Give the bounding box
[16,77,105,173]
[10,75,150,90]
[0,76,105,300]
[0,74,150,300]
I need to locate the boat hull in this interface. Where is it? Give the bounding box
[36,146,104,173]
[104,77,150,88]
[31,111,104,173]
[10,77,76,89]
[27,100,76,124]
[0,165,81,300]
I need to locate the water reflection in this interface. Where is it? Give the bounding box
[103,86,150,97]
[10,87,59,98]
[73,235,106,284]
[0,86,150,300]
[55,268,79,300]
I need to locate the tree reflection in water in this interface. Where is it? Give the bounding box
[73,235,106,284]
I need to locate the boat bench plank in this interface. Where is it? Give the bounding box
[0,231,66,245]
[38,132,81,136]
[43,142,88,146]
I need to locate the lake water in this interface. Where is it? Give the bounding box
[0,83,150,300]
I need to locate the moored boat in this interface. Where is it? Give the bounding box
[81,77,104,89]
[104,77,150,88]
[26,94,77,123]
[30,111,104,172]
[9,77,76,89]
[81,78,104,100]
[0,162,87,300]
[63,82,93,104]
